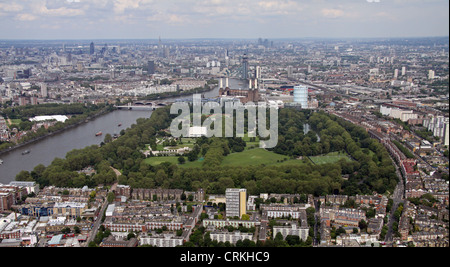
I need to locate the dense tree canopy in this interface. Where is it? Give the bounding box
[20,106,398,196]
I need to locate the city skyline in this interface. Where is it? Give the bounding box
[0,0,449,40]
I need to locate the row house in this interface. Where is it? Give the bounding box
[335,212,366,227]
[326,195,348,205]
[260,204,310,219]
[100,236,138,247]
[202,219,259,229]
[131,188,183,201]
[104,220,147,232]
[335,233,379,246]
[410,231,447,242]
[115,185,131,198]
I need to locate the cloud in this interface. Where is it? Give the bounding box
[0,2,23,12]
[321,8,345,19]
[15,13,38,21]
[113,0,153,14]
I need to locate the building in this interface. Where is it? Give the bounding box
[219,78,259,104]
[89,42,95,55]
[273,223,309,241]
[52,202,87,219]
[147,61,155,75]
[226,188,246,219]
[445,121,449,146]
[9,181,39,195]
[100,236,138,247]
[40,83,47,98]
[293,85,308,109]
[380,104,418,122]
[210,231,253,245]
[140,234,184,247]
[242,54,249,80]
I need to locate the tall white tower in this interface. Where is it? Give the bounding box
[294,85,308,109]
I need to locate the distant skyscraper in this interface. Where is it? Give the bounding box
[40,83,47,98]
[90,42,95,55]
[294,85,308,109]
[444,120,449,146]
[428,70,435,80]
[287,65,293,78]
[147,61,155,75]
[242,54,249,80]
[401,66,406,76]
[255,66,261,80]
[226,188,247,219]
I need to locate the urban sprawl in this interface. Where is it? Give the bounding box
[0,38,448,247]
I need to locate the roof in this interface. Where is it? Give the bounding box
[48,234,63,245]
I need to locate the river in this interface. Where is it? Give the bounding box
[0,78,246,184]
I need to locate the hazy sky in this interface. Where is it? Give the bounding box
[0,0,448,40]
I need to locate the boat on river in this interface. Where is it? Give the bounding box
[0,159,3,165]
[22,150,30,155]
[95,131,103,136]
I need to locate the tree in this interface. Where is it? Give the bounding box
[107,192,115,203]
[104,134,113,144]
[178,156,186,164]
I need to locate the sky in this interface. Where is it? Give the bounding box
[0,0,448,40]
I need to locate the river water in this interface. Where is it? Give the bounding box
[0,79,246,184]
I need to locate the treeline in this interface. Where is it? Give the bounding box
[2,103,95,120]
[18,106,398,197]
[16,106,174,188]
[1,103,114,153]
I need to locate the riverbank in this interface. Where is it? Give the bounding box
[0,106,114,156]
[0,84,219,157]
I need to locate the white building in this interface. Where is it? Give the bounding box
[209,231,253,245]
[380,104,418,122]
[273,224,309,241]
[139,234,184,247]
[293,85,308,109]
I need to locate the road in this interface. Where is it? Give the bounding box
[384,157,405,246]
[85,182,118,246]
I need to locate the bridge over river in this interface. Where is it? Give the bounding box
[115,100,173,110]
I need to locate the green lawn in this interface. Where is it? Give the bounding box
[7,119,22,126]
[144,147,351,168]
[222,148,303,166]
[144,156,180,166]
[308,151,353,165]
[144,155,204,168]
[144,148,306,168]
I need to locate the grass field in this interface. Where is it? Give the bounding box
[144,148,306,168]
[144,144,353,168]
[7,119,22,126]
[308,151,352,165]
[222,148,303,166]
[144,155,204,168]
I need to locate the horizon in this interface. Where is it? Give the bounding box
[0,36,449,42]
